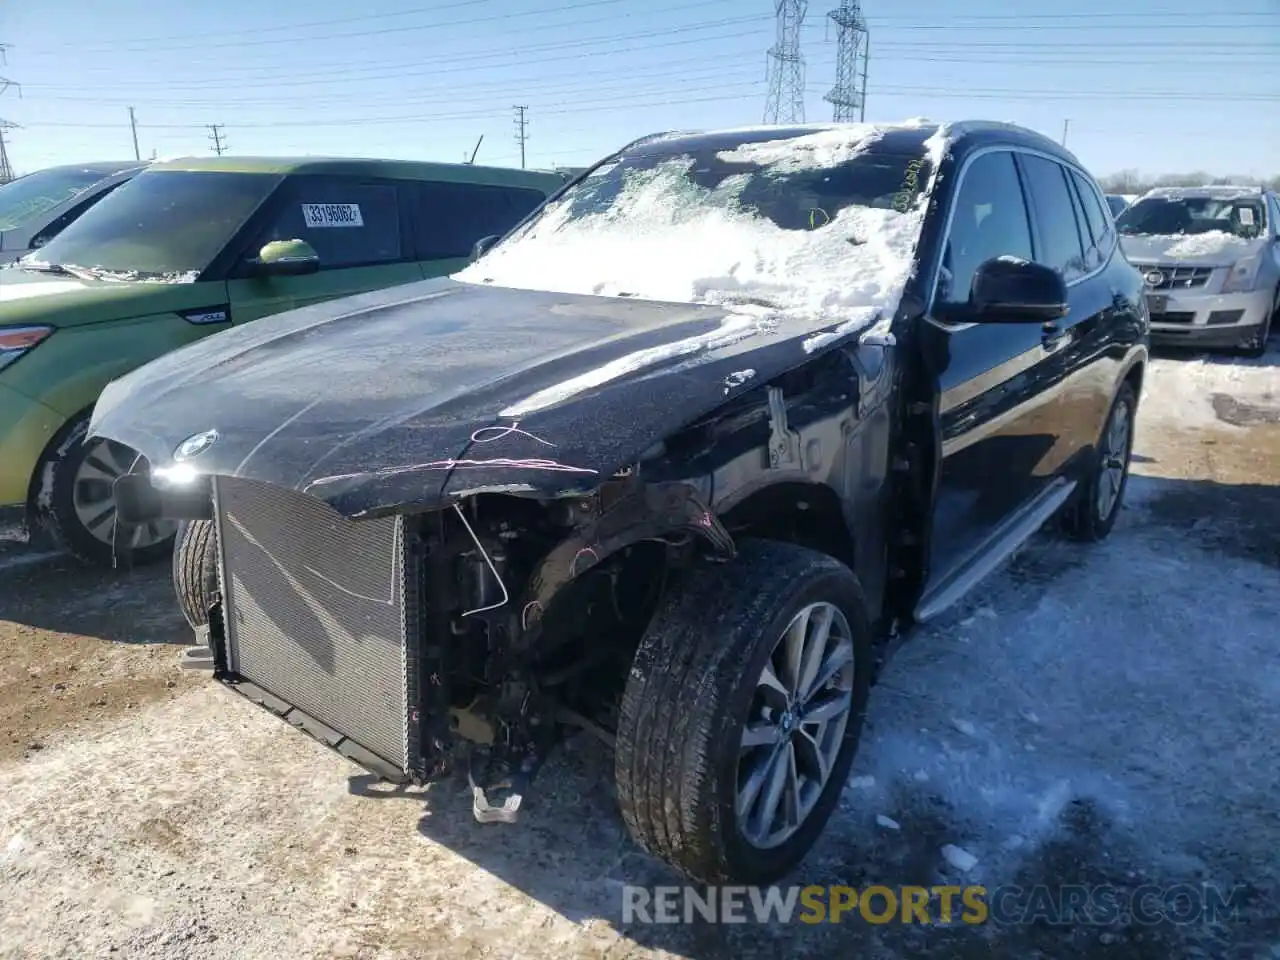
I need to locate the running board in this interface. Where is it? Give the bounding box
[914,477,1077,624]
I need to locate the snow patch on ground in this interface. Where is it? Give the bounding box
[1137,353,1278,433]
[845,479,1277,890]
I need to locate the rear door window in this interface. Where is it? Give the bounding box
[1018,154,1089,281]
[410,181,549,260]
[936,150,1034,307]
[255,176,404,269]
[1070,169,1113,267]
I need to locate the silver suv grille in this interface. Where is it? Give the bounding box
[1144,264,1213,290]
[214,477,408,772]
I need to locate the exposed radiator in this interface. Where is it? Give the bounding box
[213,477,409,773]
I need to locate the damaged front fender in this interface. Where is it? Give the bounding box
[515,481,735,650]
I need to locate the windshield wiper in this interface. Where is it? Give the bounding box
[19,260,102,281]
[19,260,71,275]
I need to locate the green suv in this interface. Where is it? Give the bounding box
[0,156,567,565]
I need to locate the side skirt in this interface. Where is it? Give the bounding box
[912,476,1078,624]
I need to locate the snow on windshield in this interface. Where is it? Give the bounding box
[454,123,944,335]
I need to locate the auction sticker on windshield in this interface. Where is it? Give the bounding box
[301,203,364,228]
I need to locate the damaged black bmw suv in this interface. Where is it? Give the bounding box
[89,119,1147,885]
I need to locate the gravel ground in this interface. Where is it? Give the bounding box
[0,347,1277,959]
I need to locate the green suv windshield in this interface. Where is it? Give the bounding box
[26,170,280,282]
[0,166,110,230]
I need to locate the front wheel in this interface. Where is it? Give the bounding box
[614,539,874,885]
[34,415,177,567]
[173,519,219,632]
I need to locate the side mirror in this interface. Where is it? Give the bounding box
[247,239,320,277]
[968,256,1069,322]
[471,235,500,261]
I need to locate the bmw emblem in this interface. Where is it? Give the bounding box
[1143,270,1165,288]
[174,429,219,461]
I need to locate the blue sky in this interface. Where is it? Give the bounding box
[1,0,1277,179]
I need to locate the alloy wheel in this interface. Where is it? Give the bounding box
[1096,398,1132,521]
[736,601,856,849]
[71,438,176,549]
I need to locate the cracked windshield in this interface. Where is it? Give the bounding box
[0,2,1275,959]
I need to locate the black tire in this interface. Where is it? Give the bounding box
[173,519,219,631]
[615,539,874,885]
[34,414,176,567]
[1240,309,1273,360]
[1062,381,1137,542]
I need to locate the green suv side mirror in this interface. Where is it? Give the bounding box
[248,239,320,277]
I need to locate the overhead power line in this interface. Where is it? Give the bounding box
[22,21,775,90]
[18,4,1278,53]
[22,0,740,57]
[23,80,1280,136]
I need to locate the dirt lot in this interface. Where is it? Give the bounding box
[1,348,1277,959]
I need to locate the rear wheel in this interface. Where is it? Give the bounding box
[1062,381,1136,542]
[173,519,219,632]
[615,539,874,884]
[35,415,176,567]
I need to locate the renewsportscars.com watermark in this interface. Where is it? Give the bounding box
[622,884,1248,926]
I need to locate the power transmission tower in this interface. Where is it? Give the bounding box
[513,105,528,169]
[208,123,227,156]
[824,0,868,122]
[0,121,16,184]
[0,45,18,182]
[764,0,808,124]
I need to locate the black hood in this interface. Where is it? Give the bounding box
[89,277,871,517]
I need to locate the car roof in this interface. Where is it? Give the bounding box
[1141,185,1266,200]
[23,160,149,177]
[146,155,567,188]
[623,119,1080,169]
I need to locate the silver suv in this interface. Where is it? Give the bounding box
[1117,185,1279,357]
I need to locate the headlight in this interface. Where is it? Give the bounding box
[0,325,54,373]
[1221,251,1264,294]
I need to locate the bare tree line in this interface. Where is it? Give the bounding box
[1099,170,1280,195]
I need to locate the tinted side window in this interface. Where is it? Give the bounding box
[1018,155,1088,281]
[1071,169,1111,251]
[257,177,402,269]
[413,181,549,260]
[30,181,125,249]
[937,150,1033,306]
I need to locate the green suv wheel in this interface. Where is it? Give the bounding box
[35,414,176,567]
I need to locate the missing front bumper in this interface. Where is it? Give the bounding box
[207,476,434,783]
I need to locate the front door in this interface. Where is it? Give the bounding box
[920,148,1070,592]
[226,175,422,325]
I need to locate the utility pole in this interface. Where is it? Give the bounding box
[513,106,528,169]
[208,123,227,156]
[1061,119,1070,147]
[128,107,141,161]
